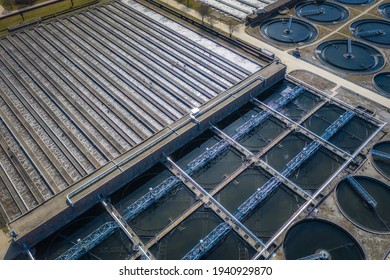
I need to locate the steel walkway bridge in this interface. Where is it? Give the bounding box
[355,29,385,37]
[182,110,355,260]
[299,250,330,260]
[299,8,325,16]
[371,149,390,162]
[55,86,305,260]
[346,175,377,209]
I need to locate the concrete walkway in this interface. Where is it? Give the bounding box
[158,0,390,108]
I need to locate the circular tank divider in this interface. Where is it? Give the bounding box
[336,176,390,233]
[260,17,318,45]
[371,141,390,179]
[315,39,385,74]
[378,3,390,19]
[350,19,390,48]
[295,1,349,24]
[335,0,374,5]
[283,219,365,260]
[385,250,390,260]
[373,72,390,97]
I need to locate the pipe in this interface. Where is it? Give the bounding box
[346,38,353,59]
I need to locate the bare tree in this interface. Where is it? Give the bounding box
[198,2,210,25]
[2,0,13,10]
[227,19,239,37]
[15,0,33,6]
[207,14,216,29]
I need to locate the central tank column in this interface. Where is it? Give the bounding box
[285,16,293,34]
[345,38,354,59]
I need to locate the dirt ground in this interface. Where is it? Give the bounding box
[288,69,337,93]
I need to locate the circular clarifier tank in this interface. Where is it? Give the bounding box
[378,3,390,19]
[350,19,390,47]
[260,17,318,45]
[295,1,349,24]
[284,219,365,260]
[336,176,390,233]
[316,39,385,73]
[386,250,390,260]
[373,72,390,97]
[335,0,374,5]
[371,141,390,178]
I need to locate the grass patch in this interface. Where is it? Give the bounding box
[73,0,96,7]
[0,13,22,30]
[23,0,71,20]
[0,0,100,32]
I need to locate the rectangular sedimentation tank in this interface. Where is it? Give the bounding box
[0,0,270,221]
[28,77,385,260]
[7,62,285,252]
[0,0,286,253]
